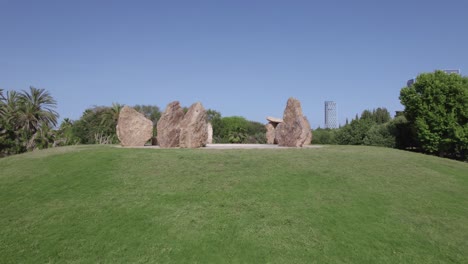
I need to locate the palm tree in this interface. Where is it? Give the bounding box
[0,88,6,134]
[18,87,58,131]
[0,88,5,121]
[101,102,123,129]
[60,118,73,129]
[98,103,123,144]
[17,87,59,150]
[0,90,25,154]
[2,90,21,130]
[0,89,6,120]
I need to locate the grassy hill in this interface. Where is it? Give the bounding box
[1,145,467,263]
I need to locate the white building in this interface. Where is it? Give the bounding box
[324,101,337,129]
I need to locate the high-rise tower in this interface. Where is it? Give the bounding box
[324,101,337,129]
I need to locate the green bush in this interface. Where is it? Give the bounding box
[333,108,396,148]
[72,107,119,144]
[312,128,336,144]
[211,116,267,144]
[363,124,395,148]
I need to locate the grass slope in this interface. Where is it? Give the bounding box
[1,145,467,263]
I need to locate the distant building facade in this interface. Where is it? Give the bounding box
[443,69,461,75]
[407,69,461,87]
[324,101,337,129]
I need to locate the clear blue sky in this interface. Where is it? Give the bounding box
[1,0,467,128]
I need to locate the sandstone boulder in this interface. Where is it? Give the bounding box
[117,106,153,146]
[275,98,312,147]
[265,123,276,144]
[303,116,312,145]
[265,116,283,144]
[157,101,185,148]
[206,123,213,144]
[179,102,208,148]
[266,116,283,123]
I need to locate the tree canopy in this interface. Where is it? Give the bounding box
[400,70,468,160]
[0,87,59,155]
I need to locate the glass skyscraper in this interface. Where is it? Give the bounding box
[324,101,337,129]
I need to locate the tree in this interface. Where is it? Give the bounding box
[400,70,468,160]
[206,109,221,122]
[18,87,58,131]
[206,109,223,142]
[101,103,123,128]
[0,87,59,155]
[72,106,119,144]
[335,108,395,147]
[335,118,374,145]
[360,109,373,120]
[133,105,160,125]
[312,128,337,144]
[2,90,21,129]
[0,91,23,155]
[219,116,250,143]
[373,107,391,124]
[0,89,5,118]
[210,114,266,144]
[362,123,395,148]
[55,118,80,146]
[16,87,59,150]
[245,121,267,144]
[388,115,418,150]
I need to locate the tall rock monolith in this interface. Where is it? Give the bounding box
[117,106,153,146]
[265,123,276,144]
[179,102,208,148]
[275,98,312,147]
[206,123,213,144]
[157,101,185,148]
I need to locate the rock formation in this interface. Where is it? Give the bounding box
[179,102,208,148]
[156,101,185,148]
[275,98,312,147]
[206,123,213,144]
[116,106,153,147]
[267,116,283,124]
[303,116,312,145]
[265,116,283,144]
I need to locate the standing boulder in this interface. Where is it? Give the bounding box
[303,116,313,145]
[179,102,208,148]
[206,123,213,144]
[265,123,276,144]
[275,98,312,147]
[157,101,185,148]
[117,106,153,146]
[265,116,283,144]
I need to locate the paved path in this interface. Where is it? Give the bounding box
[120,144,323,149]
[203,144,323,149]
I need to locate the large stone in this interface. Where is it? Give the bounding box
[265,123,276,144]
[303,116,313,145]
[179,102,208,148]
[275,98,312,147]
[206,123,213,144]
[266,116,283,123]
[265,116,283,144]
[157,101,185,148]
[117,106,153,146]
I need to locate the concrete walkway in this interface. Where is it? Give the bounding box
[120,144,323,149]
[203,144,323,149]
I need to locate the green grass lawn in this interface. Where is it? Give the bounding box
[1,145,467,263]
